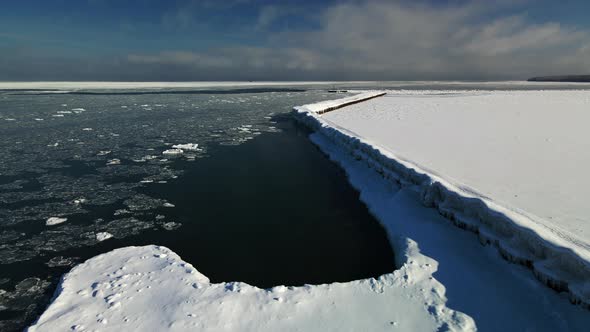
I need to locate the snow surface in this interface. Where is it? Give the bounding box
[307,131,590,331]
[27,245,472,332]
[323,91,590,240]
[295,91,590,307]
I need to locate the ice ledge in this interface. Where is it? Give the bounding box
[27,245,474,331]
[293,92,590,308]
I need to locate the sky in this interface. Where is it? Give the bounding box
[1,0,590,81]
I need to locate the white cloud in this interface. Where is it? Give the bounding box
[129,1,590,80]
[7,1,589,80]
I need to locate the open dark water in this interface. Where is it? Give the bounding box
[0,87,395,331]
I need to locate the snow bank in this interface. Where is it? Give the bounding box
[27,245,472,332]
[293,91,590,308]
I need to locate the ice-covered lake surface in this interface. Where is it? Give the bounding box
[5,81,590,332]
[0,84,400,331]
[323,91,590,255]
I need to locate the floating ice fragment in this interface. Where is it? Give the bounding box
[46,256,78,267]
[71,108,86,111]
[96,232,113,242]
[73,198,87,204]
[46,217,68,226]
[171,143,199,151]
[114,209,131,216]
[34,118,44,121]
[163,203,175,208]
[52,114,64,117]
[106,159,121,165]
[82,128,93,131]
[97,150,111,156]
[162,222,181,231]
[162,149,183,155]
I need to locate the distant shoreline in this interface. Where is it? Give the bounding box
[528,75,590,82]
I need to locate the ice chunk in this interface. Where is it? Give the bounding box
[96,232,113,242]
[162,222,181,231]
[171,143,199,151]
[73,198,87,204]
[46,217,67,226]
[162,148,183,155]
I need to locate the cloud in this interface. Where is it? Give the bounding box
[255,5,302,30]
[3,1,590,80]
[132,1,590,80]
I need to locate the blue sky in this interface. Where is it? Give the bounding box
[1,0,589,80]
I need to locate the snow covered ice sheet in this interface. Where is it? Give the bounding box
[26,245,469,332]
[322,91,590,245]
[291,91,590,327]
[297,91,590,304]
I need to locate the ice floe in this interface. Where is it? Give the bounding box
[45,217,67,226]
[171,143,199,151]
[162,222,181,231]
[95,232,113,242]
[162,148,184,155]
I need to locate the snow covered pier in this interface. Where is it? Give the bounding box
[293,90,590,309]
[314,91,386,114]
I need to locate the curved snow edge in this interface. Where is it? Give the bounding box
[293,92,590,308]
[27,245,476,331]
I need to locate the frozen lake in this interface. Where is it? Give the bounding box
[324,91,590,254]
[0,86,395,331]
